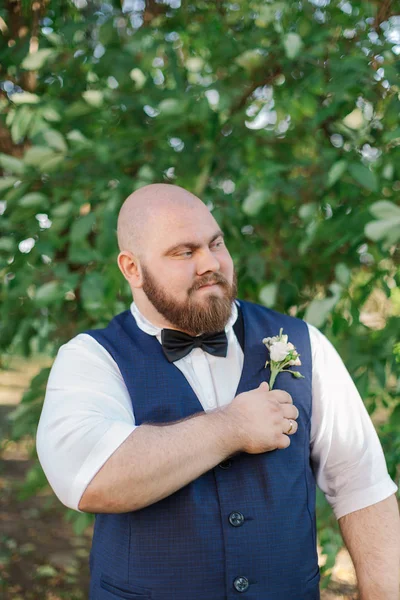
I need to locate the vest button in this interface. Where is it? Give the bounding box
[218,460,232,469]
[229,511,245,527]
[233,576,249,592]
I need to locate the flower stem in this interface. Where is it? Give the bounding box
[269,368,279,390]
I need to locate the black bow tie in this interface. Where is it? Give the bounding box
[161,328,228,363]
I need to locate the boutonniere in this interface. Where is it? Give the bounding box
[262,328,305,390]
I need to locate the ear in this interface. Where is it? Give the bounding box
[117,251,143,289]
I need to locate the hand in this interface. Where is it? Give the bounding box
[225,381,299,454]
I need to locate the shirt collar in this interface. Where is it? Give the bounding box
[130,300,239,338]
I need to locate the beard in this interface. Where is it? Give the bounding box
[141,264,238,335]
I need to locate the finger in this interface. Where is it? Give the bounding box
[282,405,299,420]
[283,418,298,435]
[259,381,269,392]
[277,434,291,449]
[273,390,293,404]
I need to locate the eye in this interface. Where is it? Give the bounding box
[179,251,193,257]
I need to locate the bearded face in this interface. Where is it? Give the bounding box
[141,263,238,335]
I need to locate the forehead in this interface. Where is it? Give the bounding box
[147,203,220,250]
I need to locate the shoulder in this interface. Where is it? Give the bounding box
[50,333,121,381]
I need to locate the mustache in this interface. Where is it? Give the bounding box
[190,273,230,292]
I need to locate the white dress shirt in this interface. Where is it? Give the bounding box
[36,301,397,517]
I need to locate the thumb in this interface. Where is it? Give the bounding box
[259,381,270,392]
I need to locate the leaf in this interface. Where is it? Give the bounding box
[259,283,277,307]
[82,90,104,107]
[40,154,65,173]
[136,165,154,181]
[81,273,105,312]
[65,101,93,118]
[0,154,25,175]
[70,213,96,242]
[343,108,364,130]
[35,564,58,578]
[158,99,184,116]
[364,218,400,242]
[68,243,98,264]
[335,263,350,286]
[41,106,61,122]
[383,127,400,143]
[327,160,347,188]
[185,57,204,72]
[355,369,369,399]
[6,108,15,127]
[45,32,63,46]
[10,106,34,143]
[283,33,303,59]
[35,281,62,306]
[255,3,286,27]
[129,68,146,89]
[43,130,68,152]
[299,203,317,220]
[235,49,265,72]
[348,163,378,192]
[369,200,400,221]
[242,190,269,216]
[373,361,386,389]
[0,237,15,252]
[21,49,56,70]
[304,284,341,328]
[67,129,91,145]
[9,92,40,104]
[18,192,48,208]
[382,163,394,180]
[246,254,266,283]
[52,201,73,218]
[390,404,400,428]
[71,512,93,536]
[24,146,56,167]
[0,177,18,192]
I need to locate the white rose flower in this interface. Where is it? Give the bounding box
[263,327,305,389]
[270,341,291,362]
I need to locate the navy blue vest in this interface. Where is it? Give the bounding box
[84,300,319,599]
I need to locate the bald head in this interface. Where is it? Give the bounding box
[116,183,235,331]
[117,184,207,257]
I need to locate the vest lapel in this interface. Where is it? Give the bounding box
[235,300,275,396]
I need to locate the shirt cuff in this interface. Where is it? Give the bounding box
[68,421,136,511]
[326,476,398,520]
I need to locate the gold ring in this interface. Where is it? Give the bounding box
[287,420,293,434]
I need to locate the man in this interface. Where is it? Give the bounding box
[37,184,399,600]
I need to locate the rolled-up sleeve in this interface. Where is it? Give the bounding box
[308,324,397,519]
[36,334,136,511]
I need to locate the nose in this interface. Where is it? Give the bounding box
[196,247,220,276]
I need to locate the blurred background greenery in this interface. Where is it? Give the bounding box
[0,0,399,598]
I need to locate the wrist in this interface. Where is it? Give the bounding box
[213,402,245,456]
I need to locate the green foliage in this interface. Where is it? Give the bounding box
[65,510,94,537]
[1,0,399,576]
[316,490,343,586]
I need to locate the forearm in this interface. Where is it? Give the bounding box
[78,408,240,513]
[338,495,400,599]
